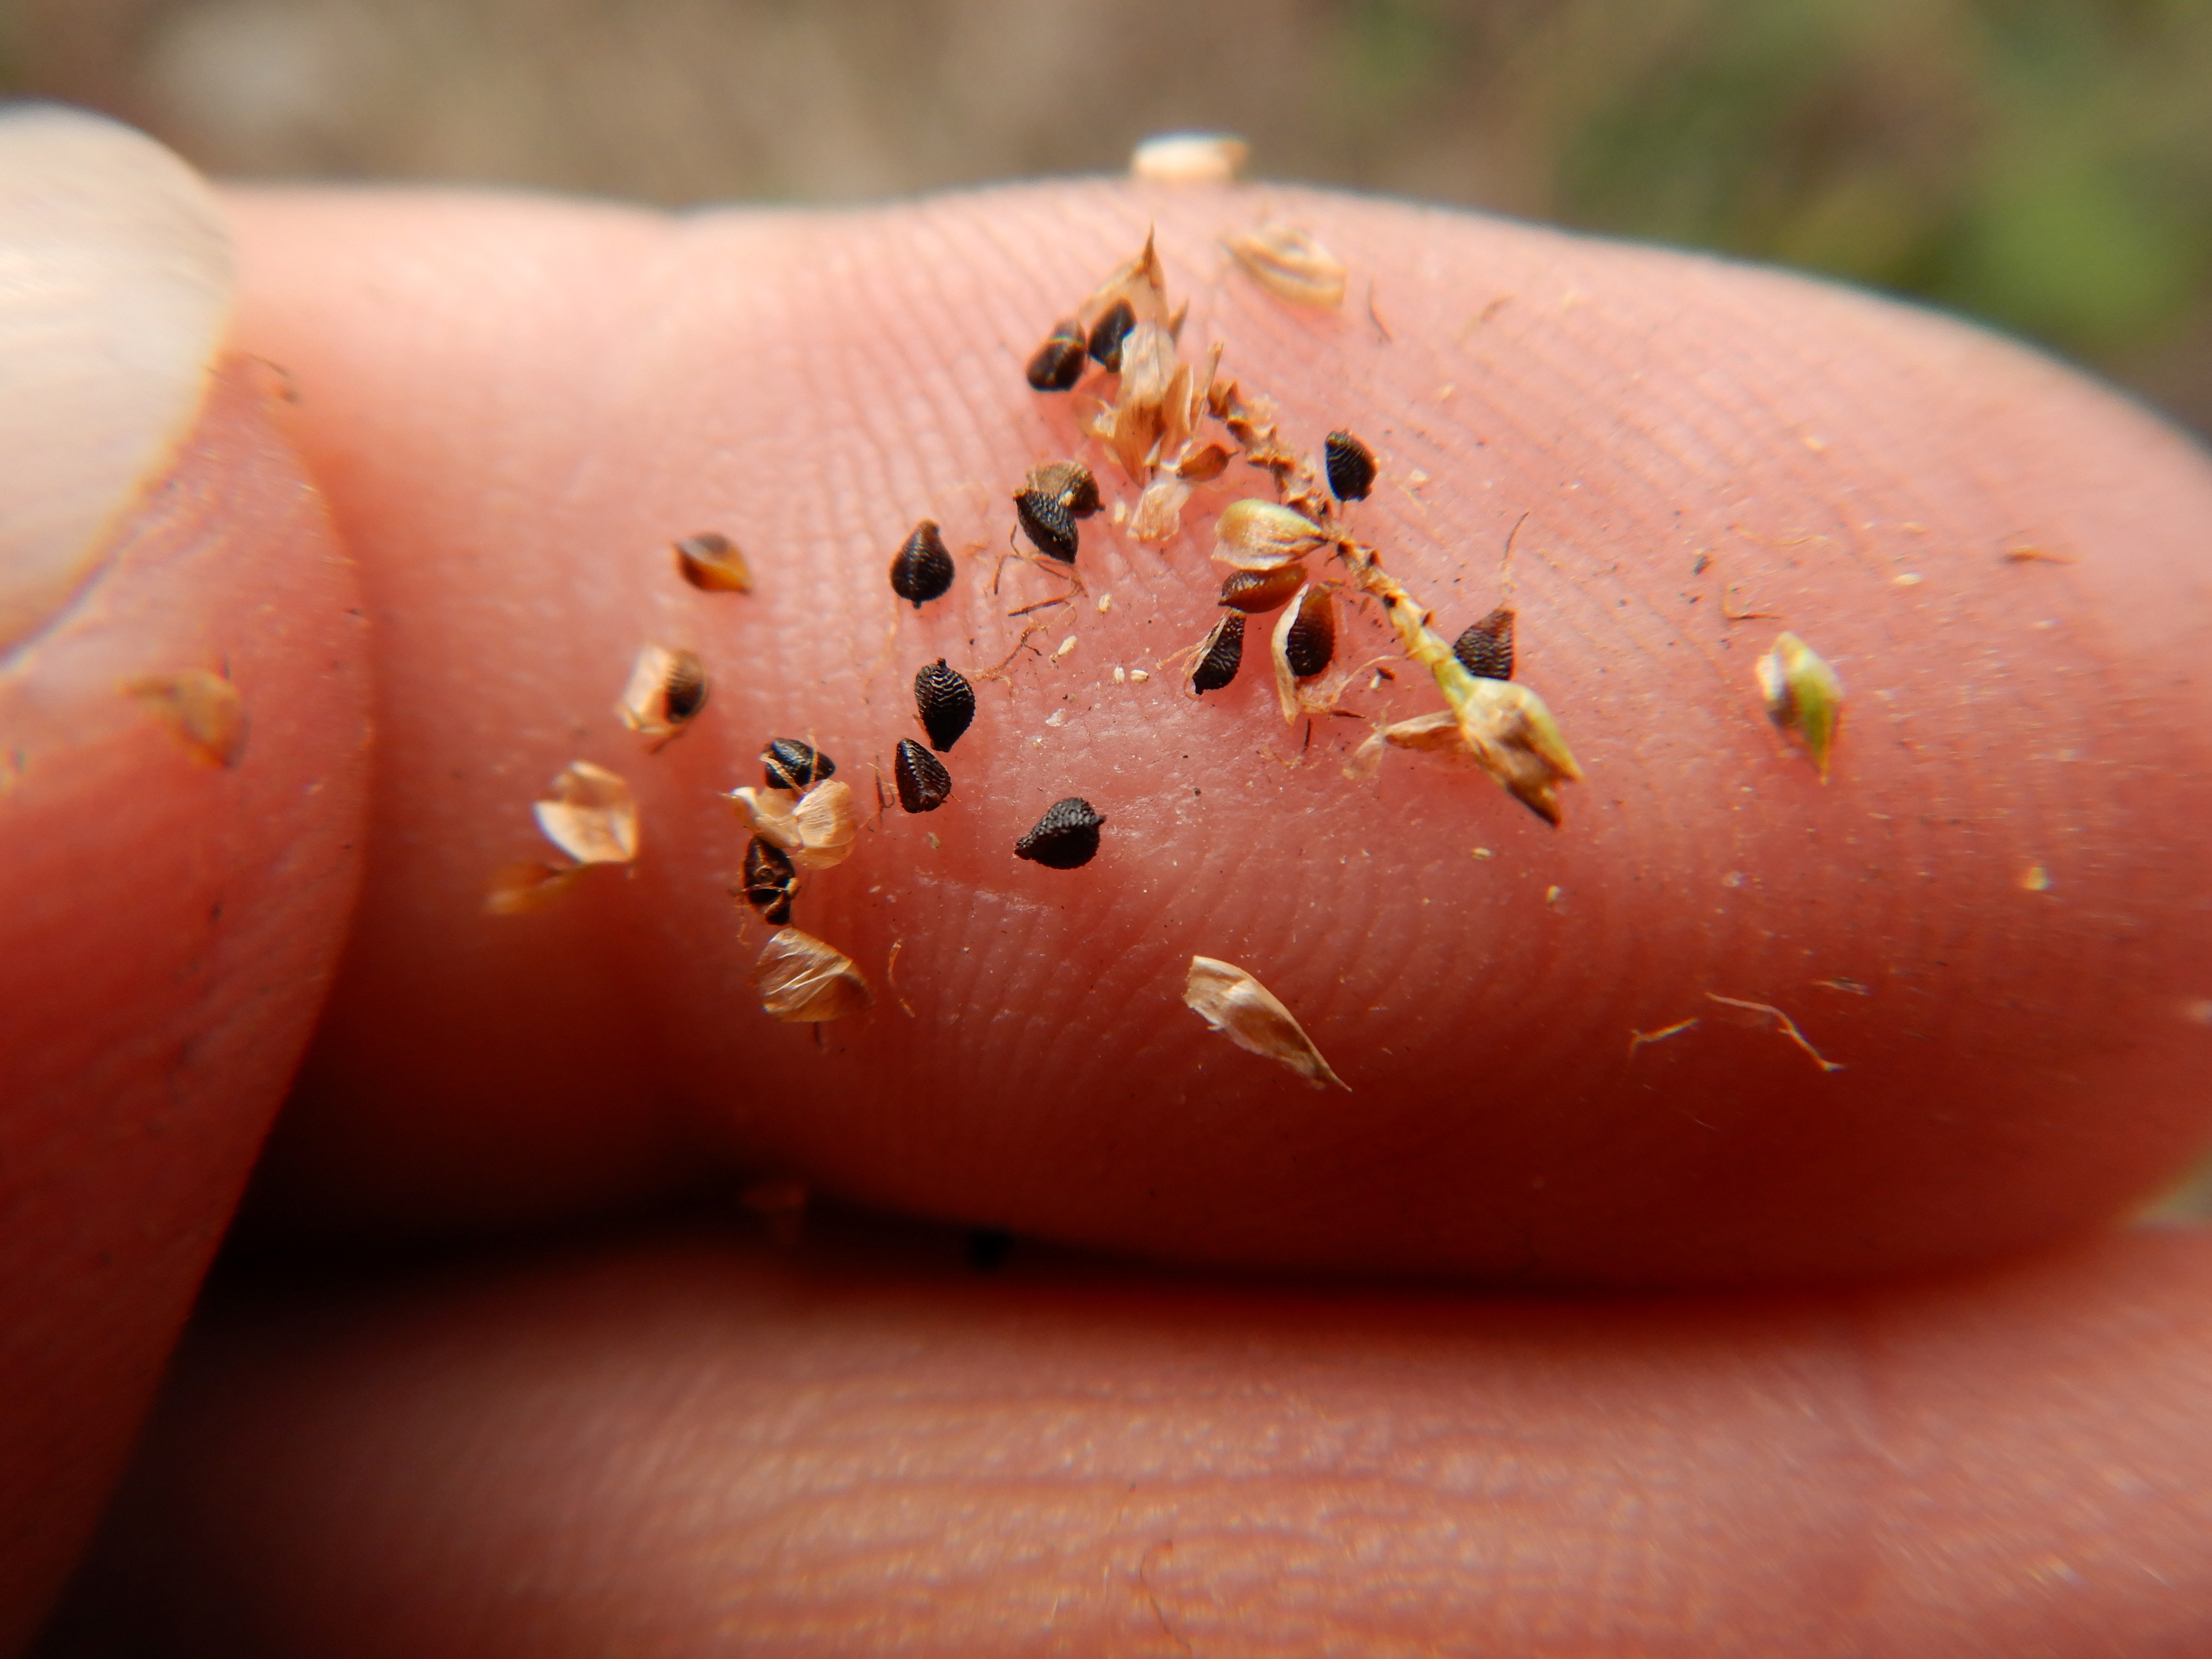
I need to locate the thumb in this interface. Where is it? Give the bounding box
[0,107,370,1651]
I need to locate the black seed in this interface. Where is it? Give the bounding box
[1014,488,1079,563]
[662,651,709,722]
[1087,298,1136,370]
[1452,607,1516,681]
[1284,588,1336,679]
[965,1226,1013,1273]
[889,519,955,608]
[1015,796,1105,869]
[741,837,797,926]
[1190,612,1244,694]
[1324,430,1377,501]
[763,738,835,792]
[914,658,975,751]
[1025,320,1087,391]
[894,738,953,814]
[1218,565,1304,614]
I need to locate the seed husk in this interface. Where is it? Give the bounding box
[762,737,836,793]
[1218,564,1306,614]
[893,737,954,813]
[126,668,246,767]
[1323,430,1377,501]
[1184,955,1348,1091]
[1025,319,1087,391]
[889,519,955,608]
[1013,487,1079,564]
[1225,222,1348,308]
[1756,631,1844,779]
[728,785,802,854]
[533,761,638,866]
[1015,796,1105,869]
[615,644,709,748]
[754,926,872,1023]
[673,531,752,592]
[913,657,976,751]
[790,779,857,869]
[485,860,585,915]
[1191,612,1244,694]
[1451,607,1515,682]
[1087,298,1136,370]
[741,836,798,925]
[1213,499,1329,570]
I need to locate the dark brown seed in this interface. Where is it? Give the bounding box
[1013,488,1079,564]
[662,651,709,722]
[1025,319,1087,391]
[1087,299,1136,370]
[1015,796,1105,869]
[763,738,835,792]
[1218,565,1306,614]
[1324,430,1377,502]
[894,738,954,814]
[1452,607,1516,681]
[673,531,751,592]
[1284,586,1336,679]
[889,519,955,608]
[1190,612,1244,694]
[742,836,797,925]
[914,658,976,751]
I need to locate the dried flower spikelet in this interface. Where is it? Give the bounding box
[1756,632,1844,779]
[727,785,803,854]
[1094,320,1181,478]
[533,761,638,865]
[485,860,584,915]
[127,669,247,767]
[674,531,752,593]
[1184,956,1348,1091]
[1451,676,1583,827]
[615,644,708,748]
[1225,222,1348,308]
[1130,132,1249,184]
[1130,473,1192,542]
[753,926,872,1023]
[791,778,858,869]
[1213,499,1328,571]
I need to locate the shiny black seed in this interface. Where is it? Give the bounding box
[1218,565,1304,614]
[763,738,835,792]
[1324,430,1377,501]
[1087,299,1136,370]
[1025,320,1087,391]
[1283,588,1336,679]
[913,658,975,751]
[741,836,797,925]
[1452,607,1516,681]
[889,519,955,608]
[662,652,709,722]
[1190,612,1244,694]
[1014,488,1079,563]
[1015,796,1105,869]
[894,738,953,814]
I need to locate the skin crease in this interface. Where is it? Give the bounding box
[0,363,369,1654]
[219,182,2212,1284]
[9,179,2211,1656]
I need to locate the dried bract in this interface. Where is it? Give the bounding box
[1130,132,1249,184]
[127,668,247,767]
[1184,956,1348,1091]
[890,519,955,608]
[1212,499,1329,570]
[790,779,858,869]
[1219,564,1306,615]
[728,785,803,854]
[615,645,708,749]
[1176,441,1233,483]
[1225,222,1348,308]
[754,926,872,1023]
[1087,298,1136,371]
[533,761,638,866]
[1755,631,1844,779]
[914,658,975,751]
[1130,474,1192,542]
[674,531,752,593]
[1190,611,1244,695]
[1025,319,1088,391]
[1452,608,1515,682]
[1015,796,1105,869]
[741,836,798,925]
[763,737,836,793]
[1324,430,1377,501]
[893,737,954,813]
[485,860,584,915]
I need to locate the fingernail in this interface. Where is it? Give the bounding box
[0,104,235,653]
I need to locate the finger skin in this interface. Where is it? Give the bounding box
[45,1223,2212,1657]
[223,182,2212,1281]
[0,362,369,1652]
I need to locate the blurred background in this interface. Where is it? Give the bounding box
[3,0,2210,436]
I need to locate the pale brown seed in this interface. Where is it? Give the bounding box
[1219,564,1307,614]
[674,531,752,592]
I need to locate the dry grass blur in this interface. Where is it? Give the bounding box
[5,0,2210,434]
